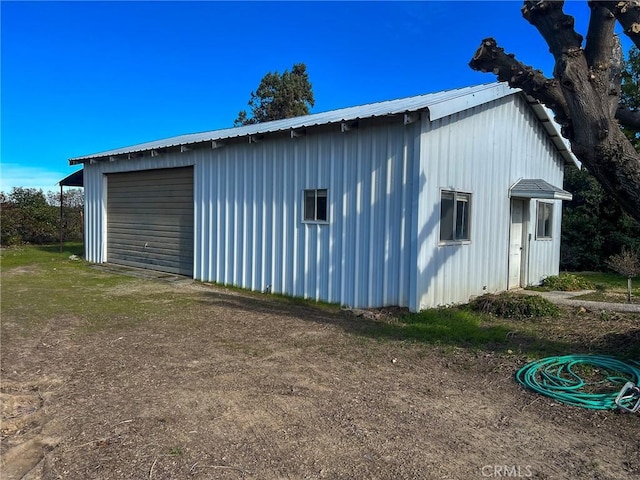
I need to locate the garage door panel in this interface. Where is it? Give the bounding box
[108,175,192,186]
[107,189,192,200]
[107,256,193,275]
[110,199,191,211]
[109,225,193,242]
[108,233,193,248]
[109,207,193,217]
[108,214,193,226]
[107,167,194,276]
[108,246,193,265]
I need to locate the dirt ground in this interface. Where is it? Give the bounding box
[1,270,639,479]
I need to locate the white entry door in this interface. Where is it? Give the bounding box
[508,199,524,289]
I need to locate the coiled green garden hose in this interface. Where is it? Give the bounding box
[515,355,640,410]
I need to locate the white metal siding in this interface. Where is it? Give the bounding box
[194,122,420,308]
[526,198,563,284]
[416,94,566,309]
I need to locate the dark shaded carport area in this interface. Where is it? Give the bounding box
[58,169,84,252]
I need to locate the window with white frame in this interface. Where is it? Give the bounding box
[536,201,553,239]
[303,189,328,222]
[439,190,471,242]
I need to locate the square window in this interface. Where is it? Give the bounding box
[303,189,328,222]
[536,201,553,239]
[440,190,471,242]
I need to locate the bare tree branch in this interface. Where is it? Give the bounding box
[584,3,621,118]
[595,0,640,48]
[469,38,570,125]
[522,1,584,59]
[585,3,616,68]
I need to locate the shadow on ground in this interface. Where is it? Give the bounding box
[189,287,627,358]
[65,259,639,360]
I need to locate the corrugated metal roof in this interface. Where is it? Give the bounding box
[509,178,573,201]
[69,82,578,166]
[70,83,513,163]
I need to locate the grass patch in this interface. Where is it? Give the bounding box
[1,244,188,334]
[575,271,640,293]
[361,307,511,348]
[1,242,84,269]
[565,271,640,303]
[167,447,183,456]
[357,305,579,357]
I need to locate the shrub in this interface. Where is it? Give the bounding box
[540,273,593,291]
[1,187,83,245]
[468,293,559,319]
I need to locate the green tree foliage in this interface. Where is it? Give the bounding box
[47,189,84,243]
[47,189,84,209]
[621,47,640,115]
[561,47,640,271]
[621,46,640,149]
[1,187,84,245]
[234,63,314,126]
[562,164,640,270]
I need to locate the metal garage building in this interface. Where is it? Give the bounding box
[71,82,576,311]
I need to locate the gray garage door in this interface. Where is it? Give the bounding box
[107,167,194,276]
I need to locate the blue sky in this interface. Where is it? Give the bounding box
[0,1,625,192]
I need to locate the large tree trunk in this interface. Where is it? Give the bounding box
[469,1,640,222]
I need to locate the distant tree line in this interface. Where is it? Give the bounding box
[1,187,84,246]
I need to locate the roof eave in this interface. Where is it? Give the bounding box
[522,94,581,168]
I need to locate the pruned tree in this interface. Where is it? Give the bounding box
[469,1,640,222]
[234,63,314,126]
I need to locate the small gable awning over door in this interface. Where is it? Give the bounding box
[509,178,572,201]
